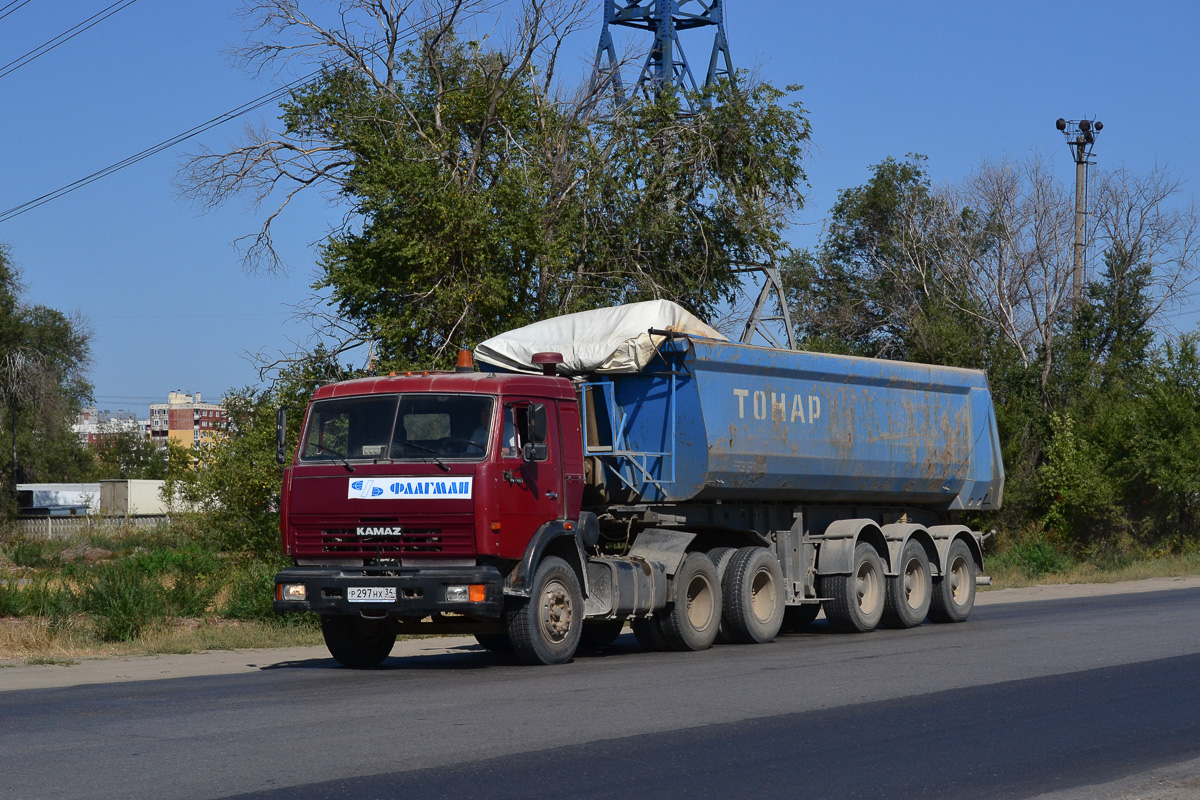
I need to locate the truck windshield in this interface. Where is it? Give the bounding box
[299,394,494,463]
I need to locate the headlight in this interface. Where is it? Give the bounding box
[280,583,306,601]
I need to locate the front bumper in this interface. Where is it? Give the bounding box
[273,565,506,620]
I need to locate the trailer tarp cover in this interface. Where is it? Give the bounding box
[475,300,726,375]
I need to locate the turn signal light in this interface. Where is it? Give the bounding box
[469,585,486,602]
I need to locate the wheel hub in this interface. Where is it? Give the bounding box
[540,579,573,643]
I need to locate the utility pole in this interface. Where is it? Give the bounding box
[1056,117,1104,309]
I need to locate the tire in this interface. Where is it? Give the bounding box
[631,617,668,652]
[579,619,626,650]
[505,555,583,665]
[721,547,785,644]
[882,539,932,629]
[706,546,737,643]
[706,547,737,580]
[780,603,821,633]
[820,542,886,633]
[658,552,722,651]
[929,539,977,623]
[321,615,397,668]
[473,633,513,653]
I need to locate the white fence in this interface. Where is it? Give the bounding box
[11,515,171,539]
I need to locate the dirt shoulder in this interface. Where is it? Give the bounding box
[3,574,1200,694]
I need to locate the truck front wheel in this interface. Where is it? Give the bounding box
[321,615,397,668]
[506,556,583,665]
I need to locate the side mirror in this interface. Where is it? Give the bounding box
[522,442,548,462]
[275,407,287,466]
[528,403,548,444]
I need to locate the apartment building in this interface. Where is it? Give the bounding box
[148,391,227,450]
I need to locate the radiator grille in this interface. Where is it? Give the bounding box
[293,519,474,557]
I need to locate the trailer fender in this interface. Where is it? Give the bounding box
[506,520,590,599]
[816,519,887,576]
[881,523,935,578]
[927,525,984,577]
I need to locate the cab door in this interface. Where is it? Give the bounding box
[496,399,564,560]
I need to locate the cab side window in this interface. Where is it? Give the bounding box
[501,403,547,461]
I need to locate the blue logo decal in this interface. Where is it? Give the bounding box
[370,487,384,497]
[351,480,363,491]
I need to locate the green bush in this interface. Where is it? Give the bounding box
[7,539,62,568]
[220,559,281,622]
[81,561,166,642]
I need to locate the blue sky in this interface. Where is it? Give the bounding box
[2,1,1198,415]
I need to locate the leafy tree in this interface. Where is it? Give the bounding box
[0,246,93,515]
[89,433,189,481]
[182,1,810,370]
[783,155,1003,370]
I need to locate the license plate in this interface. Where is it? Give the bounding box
[347,586,396,603]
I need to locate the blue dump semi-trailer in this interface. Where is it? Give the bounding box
[274,301,1004,666]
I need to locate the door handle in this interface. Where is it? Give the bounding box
[545,491,558,499]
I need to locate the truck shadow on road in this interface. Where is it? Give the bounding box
[255,624,834,672]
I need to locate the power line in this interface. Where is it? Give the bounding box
[0,75,309,223]
[0,2,503,225]
[0,0,35,23]
[0,0,137,81]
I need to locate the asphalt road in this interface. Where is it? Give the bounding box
[3,585,1200,799]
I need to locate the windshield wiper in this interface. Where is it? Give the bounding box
[314,443,356,473]
[395,440,451,472]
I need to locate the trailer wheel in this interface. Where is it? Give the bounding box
[659,553,722,651]
[505,555,583,665]
[579,619,626,650]
[929,539,976,623]
[882,540,932,629]
[780,603,821,633]
[473,633,513,653]
[321,615,397,668]
[631,617,668,651]
[722,547,785,644]
[821,542,885,633]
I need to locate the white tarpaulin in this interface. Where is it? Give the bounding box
[475,300,727,375]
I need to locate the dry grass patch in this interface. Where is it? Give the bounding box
[983,550,1200,590]
[0,616,322,666]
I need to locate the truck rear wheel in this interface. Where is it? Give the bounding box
[321,615,397,668]
[505,555,583,665]
[706,547,737,643]
[722,547,785,644]
[883,540,932,629]
[821,542,885,633]
[659,552,722,651]
[929,539,976,623]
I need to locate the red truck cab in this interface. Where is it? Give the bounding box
[273,366,590,665]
